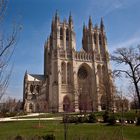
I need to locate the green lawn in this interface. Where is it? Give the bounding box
[13,111,138,120]
[13,113,62,119]
[0,120,140,140]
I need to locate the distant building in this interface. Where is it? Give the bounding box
[23,12,114,113]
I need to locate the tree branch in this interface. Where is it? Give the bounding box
[0,0,7,22]
[134,63,140,72]
[0,30,16,58]
[114,69,133,79]
[136,77,140,84]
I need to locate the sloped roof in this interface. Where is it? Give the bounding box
[27,74,45,82]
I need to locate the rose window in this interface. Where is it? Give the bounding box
[78,66,88,79]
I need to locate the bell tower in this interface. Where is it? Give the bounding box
[82,16,95,52]
[47,11,76,50]
[44,11,77,112]
[82,17,109,61]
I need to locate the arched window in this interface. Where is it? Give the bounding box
[60,27,63,40]
[29,103,33,110]
[97,64,102,83]
[99,34,102,45]
[67,63,71,84]
[97,64,103,95]
[102,65,106,82]
[94,33,97,44]
[32,94,36,100]
[61,62,66,84]
[101,95,106,110]
[63,96,71,112]
[36,103,40,112]
[50,35,52,47]
[30,85,34,93]
[36,85,40,93]
[66,28,69,41]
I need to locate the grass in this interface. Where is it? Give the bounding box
[13,113,62,119]
[13,111,137,120]
[0,120,140,140]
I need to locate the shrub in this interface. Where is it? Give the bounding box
[136,116,140,126]
[4,112,17,117]
[102,111,109,123]
[14,135,23,140]
[88,113,97,123]
[63,115,79,123]
[78,116,88,123]
[31,135,43,140]
[42,134,55,140]
[108,114,116,125]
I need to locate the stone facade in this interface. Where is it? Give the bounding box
[23,12,114,113]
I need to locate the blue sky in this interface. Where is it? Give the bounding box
[3,0,140,99]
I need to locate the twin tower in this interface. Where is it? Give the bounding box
[23,12,114,113]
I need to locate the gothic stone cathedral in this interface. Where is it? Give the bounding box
[23,12,114,113]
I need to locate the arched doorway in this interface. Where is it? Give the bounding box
[63,96,71,112]
[77,64,93,112]
[101,95,106,110]
[29,103,33,112]
[36,103,40,112]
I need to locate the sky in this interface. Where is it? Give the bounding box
[3,0,140,100]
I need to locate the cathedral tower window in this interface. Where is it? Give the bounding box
[36,85,40,93]
[67,63,72,84]
[32,93,36,100]
[102,65,106,83]
[99,34,102,45]
[94,33,97,45]
[61,62,66,84]
[63,96,71,112]
[101,95,106,110]
[36,103,40,112]
[66,28,69,41]
[97,65,101,78]
[60,27,63,40]
[97,64,102,92]
[30,85,34,93]
[50,35,52,47]
[29,103,33,110]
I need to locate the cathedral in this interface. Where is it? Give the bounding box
[23,12,114,113]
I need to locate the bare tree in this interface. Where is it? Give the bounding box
[0,0,21,100]
[0,0,7,22]
[128,85,139,112]
[0,97,22,113]
[111,46,140,109]
[99,71,115,112]
[115,91,130,112]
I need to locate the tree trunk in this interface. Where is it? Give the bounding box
[134,80,140,109]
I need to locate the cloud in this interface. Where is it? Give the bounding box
[110,36,140,52]
[86,0,123,17]
[87,0,139,18]
[103,0,123,17]
[115,37,140,48]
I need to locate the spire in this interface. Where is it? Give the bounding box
[88,16,93,29]
[69,11,73,27]
[100,17,104,31]
[24,70,28,79]
[51,16,55,31]
[69,12,73,22]
[25,70,27,75]
[83,22,86,32]
[55,10,59,22]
